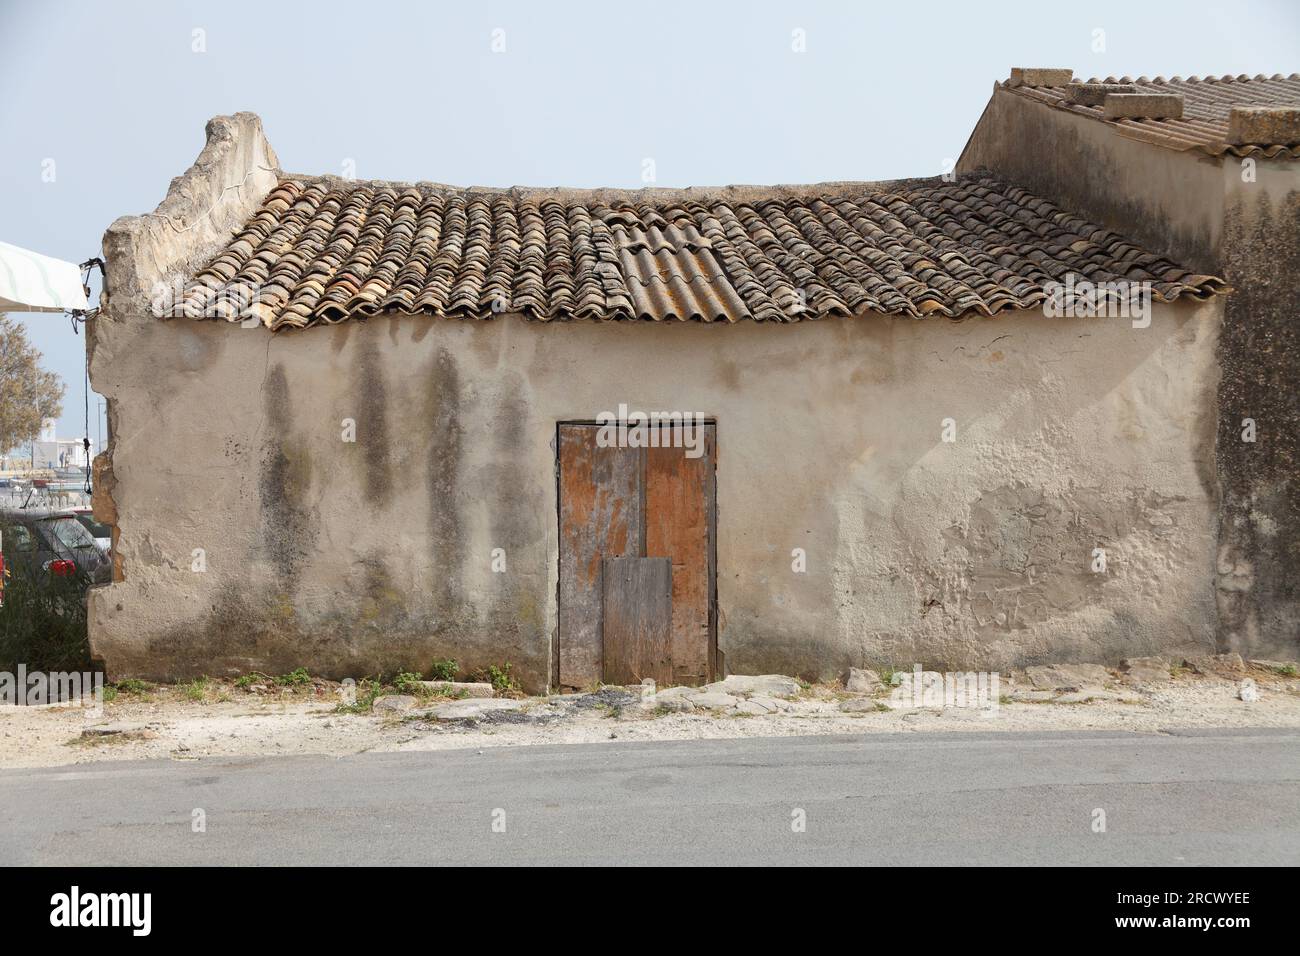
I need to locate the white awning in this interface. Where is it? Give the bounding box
[0,241,89,313]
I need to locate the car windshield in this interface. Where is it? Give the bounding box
[76,514,111,539]
[42,517,98,551]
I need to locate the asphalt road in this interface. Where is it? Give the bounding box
[1,729,1297,865]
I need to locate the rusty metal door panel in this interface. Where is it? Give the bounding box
[645,425,715,685]
[557,425,642,690]
[600,556,673,686]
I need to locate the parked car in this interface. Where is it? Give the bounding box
[0,510,111,586]
[72,508,112,554]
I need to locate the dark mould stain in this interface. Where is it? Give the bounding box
[1216,188,1300,658]
[327,318,354,356]
[356,337,394,505]
[141,578,547,689]
[487,372,530,546]
[426,347,464,610]
[714,358,741,390]
[259,363,318,586]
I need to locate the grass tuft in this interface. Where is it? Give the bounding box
[273,667,311,687]
[485,663,519,695]
[428,658,459,681]
[334,677,384,715]
[180,677,210,702]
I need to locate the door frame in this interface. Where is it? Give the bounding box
[553,419,719,691]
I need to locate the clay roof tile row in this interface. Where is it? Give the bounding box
[174,174,1225,330]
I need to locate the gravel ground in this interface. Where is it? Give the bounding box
[1,661,1297,769]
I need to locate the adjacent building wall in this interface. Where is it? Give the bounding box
[958,86,1223,274]
[961,87,1300,662]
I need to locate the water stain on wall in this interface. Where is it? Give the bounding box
[1217,188,1300,658]
[258,363,318,587]
[425,347,464,612]
[355,337,394,505]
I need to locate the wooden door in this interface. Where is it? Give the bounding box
[601,556,673,686]
[557,422,715,690]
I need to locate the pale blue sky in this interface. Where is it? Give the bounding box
[2,0,1297,443]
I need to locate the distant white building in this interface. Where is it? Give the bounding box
[29,419,93,470]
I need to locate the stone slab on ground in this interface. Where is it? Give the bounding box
[1025,664,1112,691]
[1184,653,1245,675]
[1251,660,1299,674]
[414,681,493,698]
[654,686,693,701]
[1008,690,1058,703]
[652,697,695,713]
[748,695,791,713]
[81,722,147,737]
[845,668,883,694]
[372,695,419,714]
[785,699,839,716]
[683,691,740,710]
[1056,689,1147,705]
[703,675,800,698]
[427,699,525,720]
[839,698,884,713]
[1120,657,1172,683]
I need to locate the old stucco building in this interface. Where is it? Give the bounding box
[87,69,1298,691]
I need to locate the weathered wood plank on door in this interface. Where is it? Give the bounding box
[645,424,715,685]
[601,556,673,686]
[557,426,642,690]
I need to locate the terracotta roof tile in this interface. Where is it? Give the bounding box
[1006,73,1300,158]
[175,175,1225,330]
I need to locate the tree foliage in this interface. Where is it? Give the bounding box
[0,313,65,455]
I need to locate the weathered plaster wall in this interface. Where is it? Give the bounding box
[1216,160,1300,659]
[86,303,1223,690]
[958,87,1224,273]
